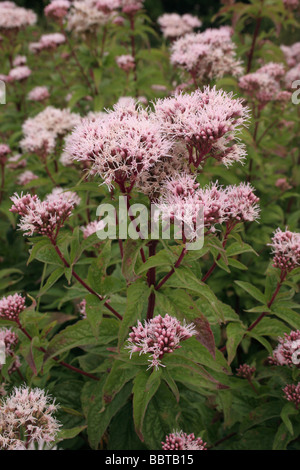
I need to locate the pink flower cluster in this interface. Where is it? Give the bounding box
[10,188,81,238]
[269,228,300,272]
[154,87,249,168]
[236,364,256,379]
[80,220,105,239]
[269,330,300,367]
[239,62,290,107]
[283,0,299,10]
[0,293,26,321]
[8,66,32,82]
[157,13,202,39]
[283,383,300,408]
[156,178,260,239]
[127,314,196,370]
[0,1,37,31]
[281,42,300,67]
[0,144,11,165]
[0,328,21,374]
[67,0,117,34]
[21,106,80,155]
[13,55,27,67]
[65,101,172,188]
[284,64,300,89]
[170,26,243,82]
[29,33,66,53]
[0,385,61,450]
[116,55,135,72]
[162,431,207,450]
[17,170,39,186]
[45,0,71,20]
[27,86,50,102]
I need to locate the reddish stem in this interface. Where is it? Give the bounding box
[16,320,99,381]
[49,237,122,320]
[155,245,187,291]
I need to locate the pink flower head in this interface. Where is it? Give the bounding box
[269,228,300,272]
[0,327,20,374]
[236,363,256,379]
[27,86,50,102]
[269,330,300,367]
[0,2,37,31]
[0,143,11,164]
[157,13,202,39]
[30,33,65,52]
[283,0,299,10]
[8,66,31,81]
[284,64,300,89]
[10,189,80,238]
[281,42,300,67]
[275,178,292,191]
[12,55,27,67]
[283,383,300,408]
[80,220,105,239]
[162,431,207,450]
[7,154,27,170]
[121,0,144,14]
[64,104,172,188]
[0,293,26,321]
[96,0,121,13]
[170,27,243,81]
[224,182,260,223]
[127,314,196,370]
[17,170,39,186]
[44,0,71,20]
[116,54,135,72]
[0,385,61,450]
[154,87,249,168]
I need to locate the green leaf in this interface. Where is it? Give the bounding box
[226,322,246,364]
[235,281,267,304]
[133,369,162,441]
[122,239,145,283]
[102,360,140,405]
[38,267,65,296]
[118,280,150,348]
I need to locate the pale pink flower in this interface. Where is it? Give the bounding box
[281,42,300,67]
[236,364,256,379]
[8,66,31,81]
[269,330,300,367]
[154,87,249,167]
[0,293,26,321]
[45,0,71,19]
[12,55,27,67]
[116,54,135,72]
[162,431,207,450]
[170,27,243,81]
[65,104,172,188]
[269,228,300,272]
[7,154,27,170]
[275,178,292,191]
[284,64,300,89]
[127,314,196,370]
[121,0,144,14]
[96,0,121,12]
[67,0,114,35]
[158,13,202,39]
[283,383,300,408]
[10,189,80,238]
[0,2,37,31]
[17,170,39,186]
[29,33,66,52]
[0,385,61,450]
[27,86,50,102]
[239,72,280,105]
[224,182,260,222]
[283,0,299,10]
[0,143,11,164]
[80,220,105,239]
